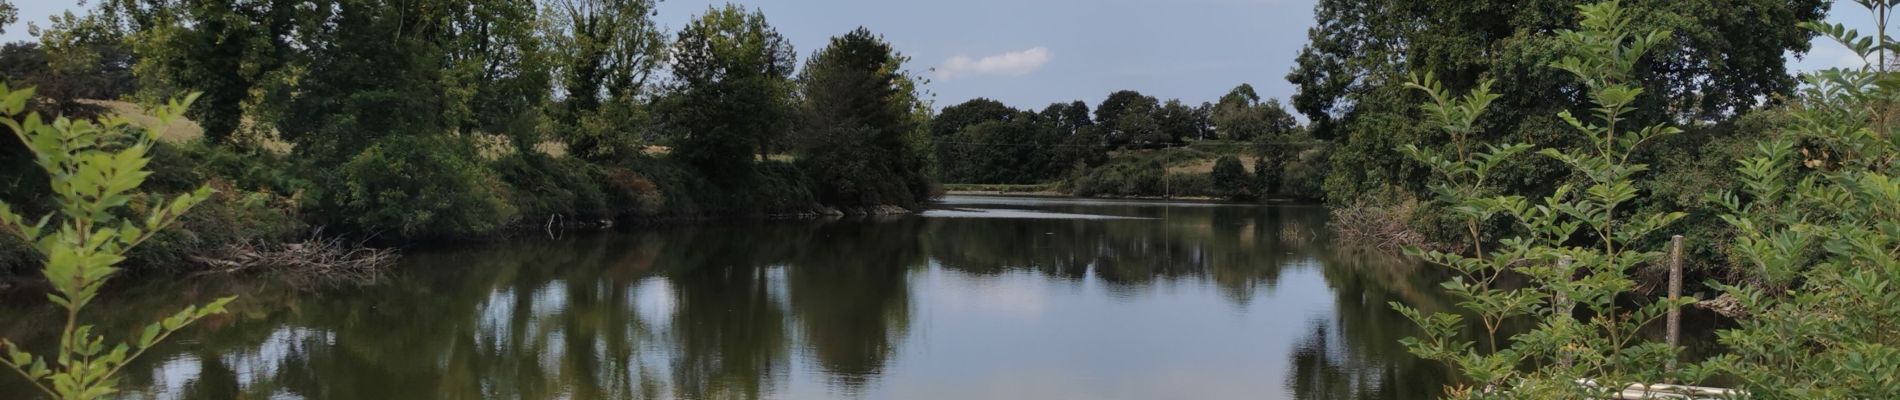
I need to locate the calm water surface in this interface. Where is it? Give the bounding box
[1,195,1461,399]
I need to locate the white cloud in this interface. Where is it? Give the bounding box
[936,47,1052,80]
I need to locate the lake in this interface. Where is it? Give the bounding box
[0,195,1460,399]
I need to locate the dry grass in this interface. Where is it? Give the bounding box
[1165,155,1261,175]
[84,99,204,142]
[86,99,298,153]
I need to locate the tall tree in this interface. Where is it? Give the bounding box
[1096,90,1158,147]
[1213,84,1297,141]
[442,0,550,140]
[1094,90,1150,133]
[109,0,303,145]
[794,27,933,208]
[545,0,666,159]
[662,4,795,177]
[1154,99,1197,144]
[1287,0,1828,202]
[931,98,1015,139]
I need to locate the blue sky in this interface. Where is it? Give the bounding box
[0,0,1883,111]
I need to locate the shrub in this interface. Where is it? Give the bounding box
[1281,145,1331,201]
[329,135,517,238]
[602,167,665,216]
[128,179,306,272]
[492,153,610,220]
[1210,155,1253,200]
[0,86,232,400]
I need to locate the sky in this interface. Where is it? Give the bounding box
[0,0,1885,111]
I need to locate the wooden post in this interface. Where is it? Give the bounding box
[1666,235,1684,380]
[1556,255,1575,369]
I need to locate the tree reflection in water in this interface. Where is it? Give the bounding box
[0,196,1459,399]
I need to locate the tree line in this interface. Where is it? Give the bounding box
[0,0,935,246]
[929,84,1304,195]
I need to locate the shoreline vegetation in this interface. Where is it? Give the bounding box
[2,0,1899,396]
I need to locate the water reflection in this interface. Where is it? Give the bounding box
[0,196,1457,399]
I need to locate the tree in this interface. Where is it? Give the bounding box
[0,1,14,35]
[1253,154,1277,197]
[794,27,933,208]
[1209,155,1252,200]
[0,85,233,400]
[1392,3,1699,396]
[1192,101,1214,140]
[443,0,551,140]
[932,98,1015,139]
[1212,83,1296,141]
[1154,99,1196,144]
[1702,3,1900,397]
[1096,90,1159,147]
[1288,0,1828,202]
[546,0,666,159]
[662,4,796,177]
[109,0,303,145]
[18,6,135,119]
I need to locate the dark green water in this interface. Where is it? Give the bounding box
[1,195,1461,399]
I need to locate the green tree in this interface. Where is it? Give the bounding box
[1392,2,1701,397]
[0,85,232,400]
[546,0,665,159]
[442,0,550,140]
[1095,90,1159,146]
[662,4,796,178]
[1209,155,1252,200]
[931,98,1015,139]
[0,1,15,35]
[1096,90,1159,147]
[793,27,934,208]
[109,0,303,145]
[1700,2,1900,397]
[20,6,135,119]
[1253,154,1277,197]
[1288,0,1828,202]
[1154,99,1196,144]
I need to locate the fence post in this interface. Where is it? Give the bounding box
[1556,255,1575,370]
[1666,235,1684,381]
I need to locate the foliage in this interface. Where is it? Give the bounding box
[492,153,611,219]
[1695,2,1900,397]
[546,0,663,160]
[793,27,934,208]
[1096,90,1163,147]
[329,135,517,239]
[661,4,796,177]
[0,84,232,400]
[931,98,1106,185]
[106,0,301,145]
[1391,2,1702,397]
[1210,155,1253,200]
[1212,84,1297,141]
[1290,0,1828,206]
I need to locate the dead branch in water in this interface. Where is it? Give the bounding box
[189,232,397,288]
[1329,200,1442,254]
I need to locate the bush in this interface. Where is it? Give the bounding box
[128,179,307,272]
[328,135,517,238]
[1210,155,1253,200]
[492,153,610,219]
[1280,145,1331,201]
[602,167,665,216]
[612,155,819,217]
